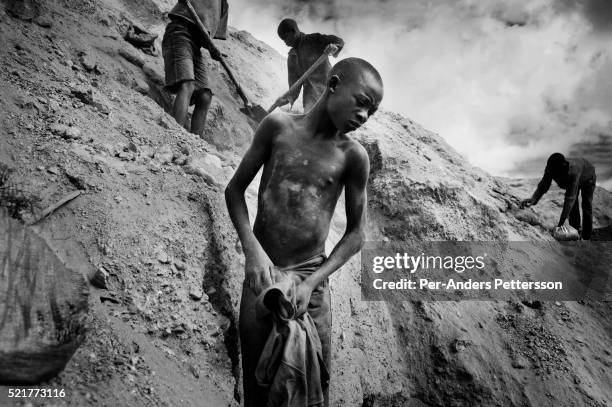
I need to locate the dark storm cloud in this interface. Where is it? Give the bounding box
[555,0,612,32]
[581,0,612,31]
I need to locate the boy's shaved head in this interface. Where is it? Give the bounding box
[277,18,299,37]
[325,58,384,134]
[329,57,383,90]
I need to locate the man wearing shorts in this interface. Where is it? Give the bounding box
[162,0,229,137]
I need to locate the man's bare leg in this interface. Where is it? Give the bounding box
[172,80,195,130]
[191,89,212,137]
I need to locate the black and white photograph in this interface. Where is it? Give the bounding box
[0,0,611,406]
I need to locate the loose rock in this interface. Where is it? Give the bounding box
[35,16,52,28]
[189,288,203,301]
[71,87,109,114]
[142,63,164,85]
[132,77,149,95]
[49,123,69,135]
[188,364,200,379]
[89,267,110,289]
[157,115,173,129]
[154,145,173,165]
[47,166,61,175]
[63,126,82,140]
[80,53,97,72]
[178,144,190,156]
[118,47,144,68]
[511,354,528,369]
[157,251,170,264]
[65,170,87,190]
[48,100,60,111]
[71,87,95,105]
[126,142,138,153]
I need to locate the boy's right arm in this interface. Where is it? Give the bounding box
[530,170,552,205]
[522,168,552,208]
[224,115,281,294]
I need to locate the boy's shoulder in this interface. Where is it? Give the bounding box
[344,137,369,164]
[303,32,325,41]
[261,110,295,130]
[254,111,296,144]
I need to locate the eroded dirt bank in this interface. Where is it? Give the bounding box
[0,0,610,406]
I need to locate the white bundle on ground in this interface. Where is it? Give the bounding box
[552,225,580,241]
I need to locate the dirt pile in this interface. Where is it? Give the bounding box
[0,0,610,406]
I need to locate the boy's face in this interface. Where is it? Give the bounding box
[280,29,300,47]
[326,74,383,134]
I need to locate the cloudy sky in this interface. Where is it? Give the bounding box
[229,0,612,188]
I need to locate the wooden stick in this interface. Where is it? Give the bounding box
[29,191,82,226]
[268,52,331,113]
[183,0,251,108]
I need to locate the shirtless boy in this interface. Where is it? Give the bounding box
[225,58,383,406]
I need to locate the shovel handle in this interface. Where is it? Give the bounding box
[183,0,251,107]
[218,58,251,107]
[269,51,333,113]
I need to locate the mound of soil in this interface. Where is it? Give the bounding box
[0,0,610,406]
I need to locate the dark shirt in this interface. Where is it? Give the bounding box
[532,157,596,225]
[287,33,344,102]
[169,0,228,40]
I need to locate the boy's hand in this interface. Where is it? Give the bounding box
[274,95,294,108]
[295,281,314,317]
[244,248,274,295]
[324,44,340,56]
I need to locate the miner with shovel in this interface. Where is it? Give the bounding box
[274,18,345,112]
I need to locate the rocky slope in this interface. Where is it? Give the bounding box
[0,0,610,406]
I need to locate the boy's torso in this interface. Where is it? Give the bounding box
[168,0,228,40]
[552,158,596,189]
[253,117,354,267]
[291,34,332,81]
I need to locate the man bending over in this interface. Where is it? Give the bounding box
[522,153,596,240]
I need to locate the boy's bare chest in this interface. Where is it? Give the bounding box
[269,137,346,187]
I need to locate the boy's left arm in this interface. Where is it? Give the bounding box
[296,145,369,315]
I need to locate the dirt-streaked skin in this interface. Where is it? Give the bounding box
[253,124,350,267]
[225,61,383,407]
[226,62,383,292]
